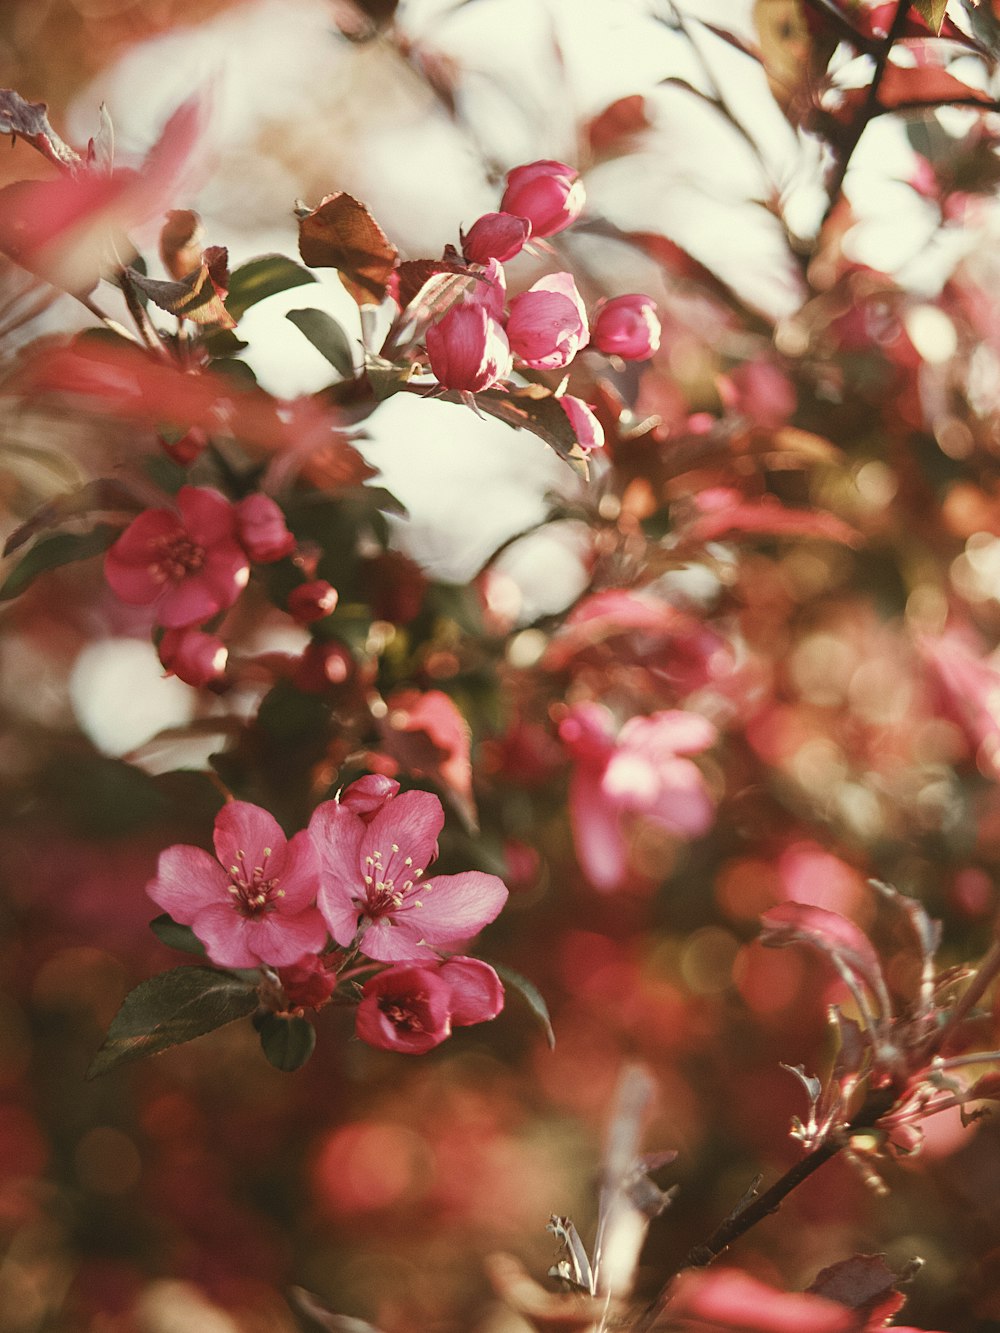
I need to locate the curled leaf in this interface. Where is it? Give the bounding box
[298,192,398,305]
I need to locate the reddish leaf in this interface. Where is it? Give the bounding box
[807,1254,908,1325]
[394,257,474,310]
[759,901,890,1014]
[586,95,650,156]
[666,1268,859,1332]
[877,62,997,110]
[124,257,235,329]
[380,688,476,830]
[0,89,80,169]
[298,193,398,305]
[678,497,859,548]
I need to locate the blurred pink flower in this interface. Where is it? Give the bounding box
[500,160,584,238]
[559,703,717,892]
[506,272,589,370]
[558,395,604,452]
[309,788,508,961]
[425,302,512,392]
[591,293,661,360]
[355,956,504,1053]
[287,579,339,624]
[104,485,249,628]
[148,801,326,968]
[462,211,531,263]
[158,626,227,687]
[235,494,296,563]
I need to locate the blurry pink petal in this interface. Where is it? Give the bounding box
[668,1268,856,1333]
[618,710,717,757]
[569,766,629,893]
[559,395,604,452]
[438,956,505,1025]
[158,627,227,687]
[235,494,296,563]
[177,484,238,544]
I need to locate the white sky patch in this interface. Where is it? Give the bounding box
[70,639,196,757]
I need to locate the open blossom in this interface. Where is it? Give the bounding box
[309,784,508,962]
[355,956,504,1054]
[590,294,661,360]
[506,272,589,370]
[104,485,249,628]
[425,302,512,392]
[500,160,584,238]
[559,703,717,892]
[147,801,326,969]
[235,494,296,563]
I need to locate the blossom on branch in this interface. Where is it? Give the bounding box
[355,955,504,1053]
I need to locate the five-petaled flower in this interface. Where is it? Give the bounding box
[147,801,327,968]
[104,485,249,628]
[355,955,505,1053]
[309,783,508,961]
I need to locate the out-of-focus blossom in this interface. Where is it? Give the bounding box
[718,357,796,429]
[159,427,208,466]
[559,703,717,892]
[355,955,504,1053]
[425,303,512,392]
[147,801,326,968]
[462,211,531,264]
[104,485,249,628]
[277,953,337,1011]
[590,294,661,361]
[294,640,355,693]
[158,626,227,687]
[558,395,604,452]
[506,272,589,370]
[287,579,339,624]
[235,494,296,563]
[309,785,508,961]
[500,160,584,238]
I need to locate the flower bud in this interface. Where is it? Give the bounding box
[288,579,339,624]
[591,294,661,361]
[235,494,296,563]
[559,395,604,452]
[462,211,531,264]
[500,160,585,238]
[425,302,512,392]
[340,773,401,819]
[158,627,228,687]
[277,954,337,1011]
[506,272,589,370]
[159,427,208,466]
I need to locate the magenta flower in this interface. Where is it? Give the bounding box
[506,272,589,371]
[148,801,327,969]
[425,302,512,392]
[500,160,585,238]
[559,703,717,892]
[235,494,296,563]
[104,485,249,628]
[590,293,661,361]
[462,211,531,264]
[287,579,339,624]
[309,786,509,961]
[355,956,505,1054]
[158,626,228,687]
[559,395,604,452]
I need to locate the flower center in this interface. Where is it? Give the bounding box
[380,997,427,1032]
[149,531,206,585]
[227,847,283,918]
[361,842,427,919]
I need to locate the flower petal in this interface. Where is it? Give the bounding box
[438,956,505,1025]
[274,828,321,912]
[176,485,238,544]
[360,789,445,880]
[147,843,229,923]
[310,799,367,945]
[359,916,438,963]
[213,801,286,870]
[569,766,628,892]
[401,870,508,946]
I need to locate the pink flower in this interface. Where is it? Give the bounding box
[309,786,509,962]
[277,954,337,1011]
[425,303,512,392]
[506,272,589,371]
[235,494,296,563]
[147,801,327,969]
[158,626,228,687]
[287,579,339,624]
[590,294,661,361]
[559,703,717,892]
[355,956,504,1054]
[462,211,531,264]
[340,774,400,819]
[558,395,604,452]
[500,160,585,238]
[104,485,249,628]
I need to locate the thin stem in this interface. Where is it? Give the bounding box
[821,0,913,224]
[632,1087,897,1333]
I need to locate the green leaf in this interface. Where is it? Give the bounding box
[913,0,948,33]
[0,523,120,601]
[491,963,555,1049]
[87,967,259,1078]
[225,253,317,323]
[149,914,206,957]
[286,308,356,378]
[256,1012,316,1071]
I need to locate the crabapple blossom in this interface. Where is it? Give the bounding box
[559,703,717,892]
[506,272,589,370]
[287,579,339,624]
[462,211,531,264]
[590,294,661,361]
[277,954,337,1011]
[425,303,512,392]
[235,494,296,563]
[309,783,508,962]
[147,801,327,969]
[500,160,584,237]
[558,395,604,452]
[340,774,400,819]
[104,485,249,628]
[158,626,227,687]
[355,955,504,1053]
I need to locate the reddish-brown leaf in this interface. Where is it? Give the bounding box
[586,95,650,156]
[125,255,235,329]
[878,62,997,110]
[298,192,398,305]
[0,88,81,170]
[759,901,889,1013]
[807,1253,908,1325]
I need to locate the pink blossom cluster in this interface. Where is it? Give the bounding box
[104,485,338,687]
[423,159,662,453]
[146,776,508,1053]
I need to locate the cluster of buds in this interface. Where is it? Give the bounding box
[422,159,661,451]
